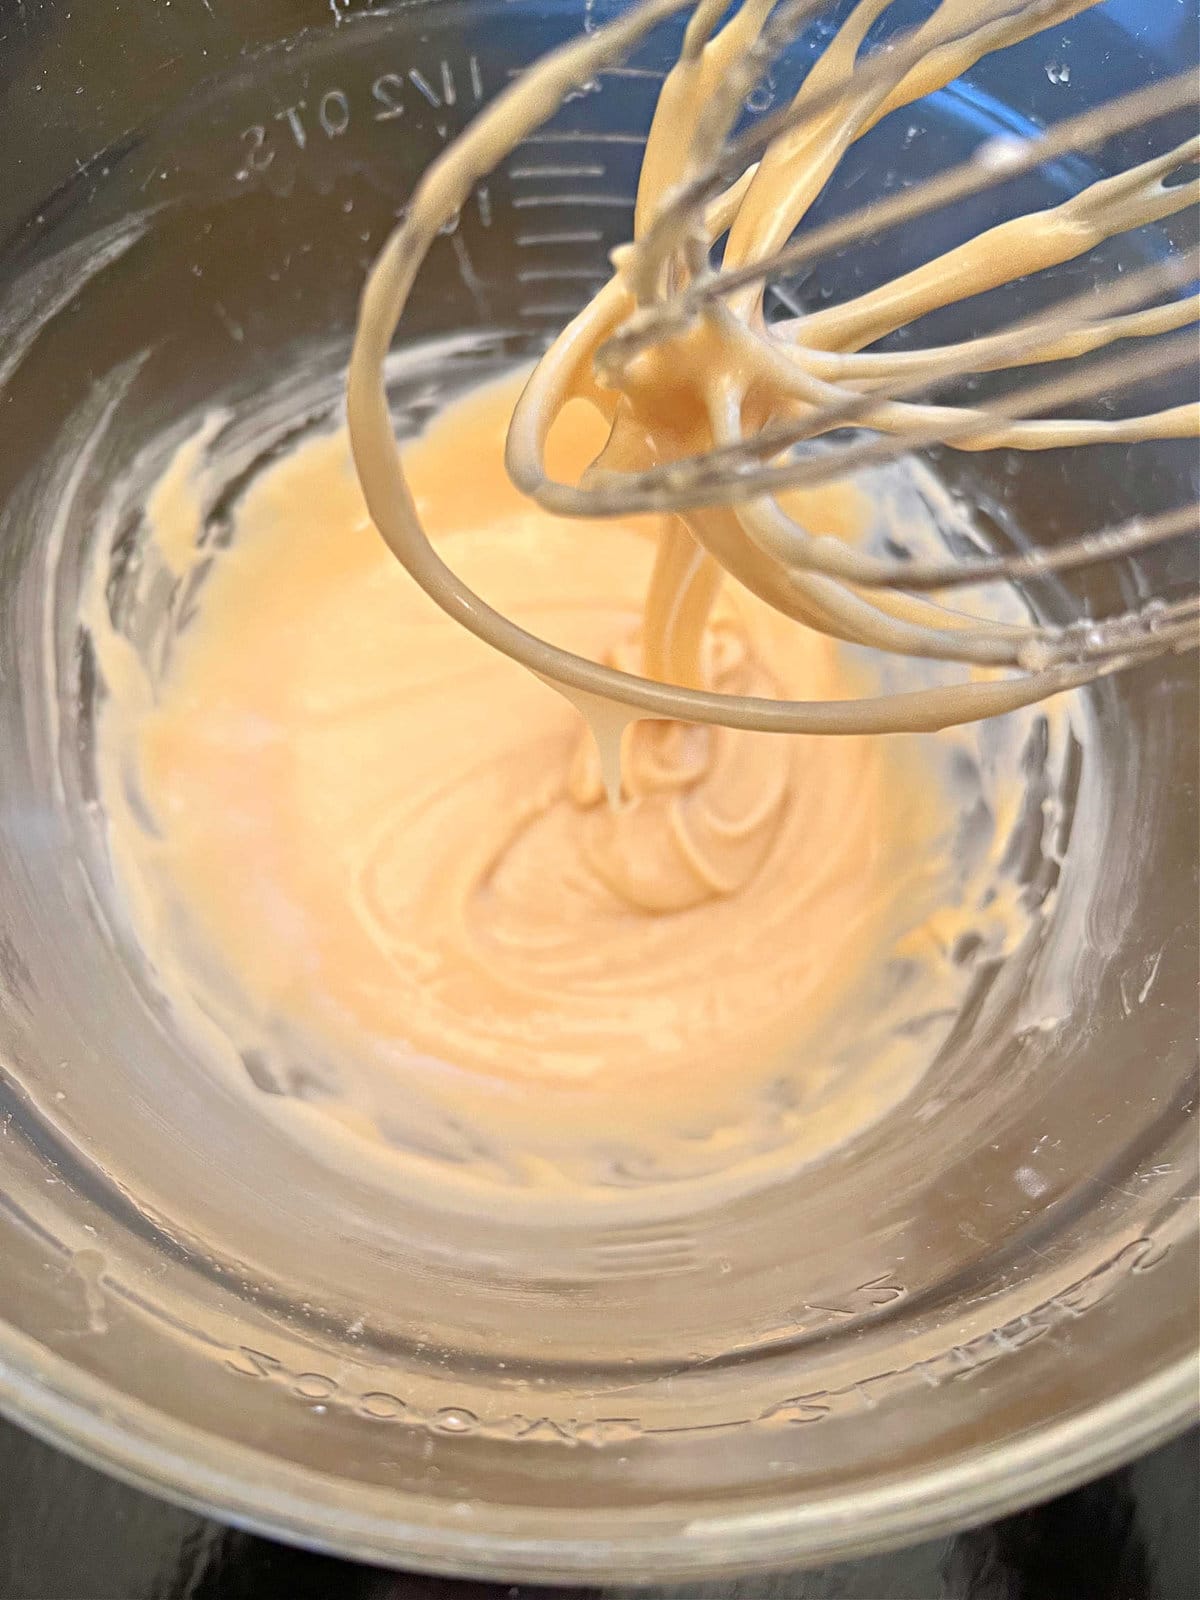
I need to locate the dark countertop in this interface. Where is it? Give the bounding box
[0,1416,1195,1600]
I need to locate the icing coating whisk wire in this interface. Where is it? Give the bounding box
[350,0,1200,735]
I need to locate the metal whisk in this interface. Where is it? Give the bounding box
[349,0,1200,735]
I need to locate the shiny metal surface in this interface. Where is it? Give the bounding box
[0,0,1196,1583]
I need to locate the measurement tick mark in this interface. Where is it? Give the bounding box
[520,131,645,146]
[512,193,634,210]
[518,300,591,319]
[516,229,605,247]
[508,163,607,180]
[518,267,608,283]
[601,65,666,80]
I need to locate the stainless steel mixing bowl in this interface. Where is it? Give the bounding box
[0,0,1196,1583]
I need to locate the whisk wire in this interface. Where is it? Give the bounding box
[350,0,1199,739]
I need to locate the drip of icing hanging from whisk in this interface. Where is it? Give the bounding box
[347,0,1199,744]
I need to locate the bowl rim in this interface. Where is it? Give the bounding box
[1,0,1196,1580]
[0,1318,1196,1582]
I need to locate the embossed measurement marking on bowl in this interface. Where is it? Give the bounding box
[89,0,1193,1208]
